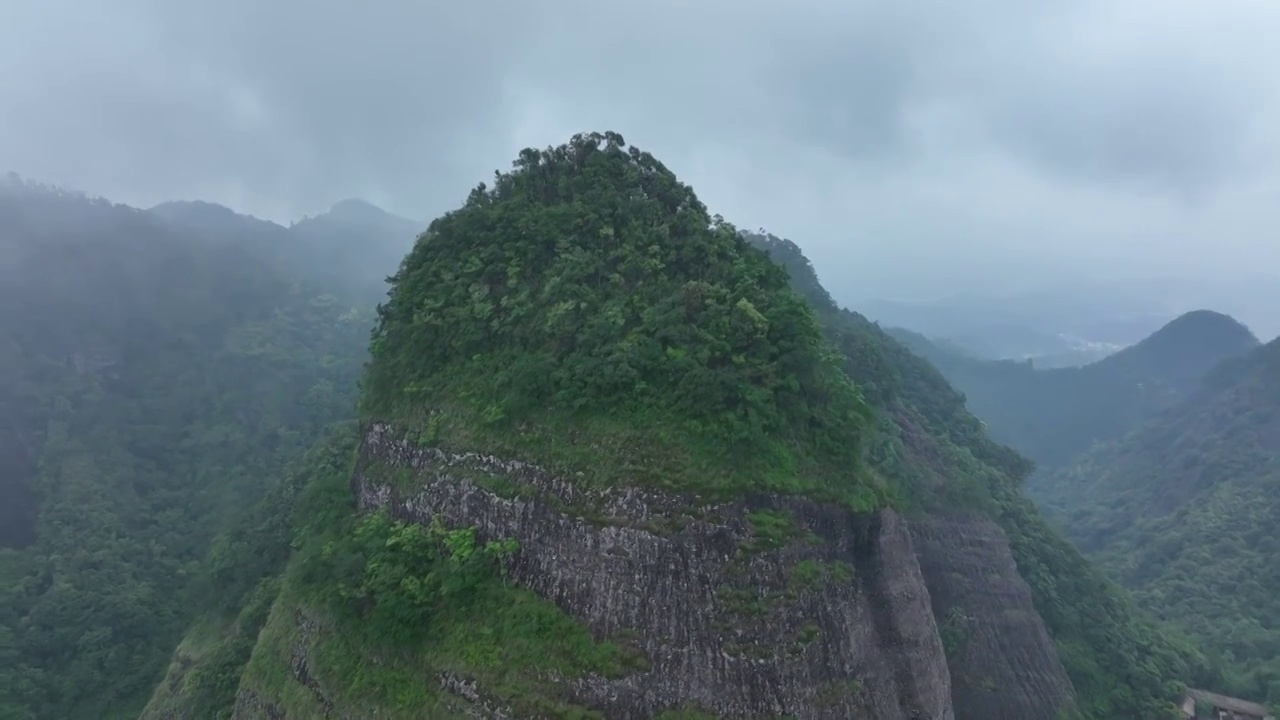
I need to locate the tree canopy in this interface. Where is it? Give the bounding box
[364,132,879,507]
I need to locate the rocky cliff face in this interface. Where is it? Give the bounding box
[270,421,956,719]
[910,515,1077,720]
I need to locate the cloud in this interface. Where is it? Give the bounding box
[2,0,1279,306]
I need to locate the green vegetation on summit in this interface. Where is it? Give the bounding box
[364,131,880,508]
[1037,337,1280,705]
[895,310,1259,468]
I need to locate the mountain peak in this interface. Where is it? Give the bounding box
[1113,309,1259,383]
[292,198,419,244]
[326,197,390,221]
[149,199,240,218]
[1034,320,1280,699]
[147,200,283,238]
[1148,309,1255,342]
[362,130,878,506]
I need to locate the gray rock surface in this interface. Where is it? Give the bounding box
[353,422,955,719]
[910,514,1077,720]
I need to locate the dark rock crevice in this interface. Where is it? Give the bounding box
[910,514,1077,720]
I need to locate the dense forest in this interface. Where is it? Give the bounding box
[0,178,413,719]
[0,136,1246,718]
[892,311,1259,468]
[135,134,1210,719]
[1035,337,1280,704]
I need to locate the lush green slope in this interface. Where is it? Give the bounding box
[894,310,1259,468]
[138,428,358,720]
[364,131,880,509]
[1036,338,1280,705]
[0,181,378,719]
[749,231,1207,719]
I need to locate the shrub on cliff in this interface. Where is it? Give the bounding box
[314,513,517,647]
[363,131,880,508]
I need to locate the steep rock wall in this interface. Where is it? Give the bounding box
[346,422,955,719]
[910,514,1076,720]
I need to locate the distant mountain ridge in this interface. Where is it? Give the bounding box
[858,274,1280,362]
[1102,310,1260,385]
[860,291,1169,365]
[898,310,1260,468]
[149,197,419,302]
[1035,336,1280,705]
[900,298,1279,704]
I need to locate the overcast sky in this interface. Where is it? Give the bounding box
[3,0,1279,309]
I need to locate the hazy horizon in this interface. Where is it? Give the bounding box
[7,167,1278,344]
[4,0,1280,332]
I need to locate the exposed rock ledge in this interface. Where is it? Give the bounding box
[353,422,955,720]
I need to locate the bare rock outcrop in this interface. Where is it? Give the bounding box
[353,422,955,719]
[911,514,1077,720]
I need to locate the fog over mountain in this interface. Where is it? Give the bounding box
[4,0,1280,338]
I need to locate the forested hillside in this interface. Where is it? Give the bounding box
[893,310,1259,468]
[1036,337,1280,704]
[0,141,1227,719]
[0,178,412,719]
[748,232,1208,719]
[151,135,1208,720]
